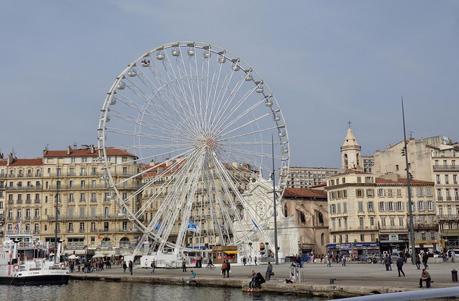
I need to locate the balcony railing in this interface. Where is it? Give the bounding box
[438,214,458,221]
[433,165,459,172]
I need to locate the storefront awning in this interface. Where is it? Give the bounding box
[224,250,239,255]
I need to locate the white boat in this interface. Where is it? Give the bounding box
[0,233,69,285]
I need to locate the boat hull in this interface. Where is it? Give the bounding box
[0,274,69,285]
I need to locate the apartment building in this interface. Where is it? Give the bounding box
[1,146,141,256]
[287,166,338,188]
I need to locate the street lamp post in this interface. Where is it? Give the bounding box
[271,135,279,265]
[401,98,416,264]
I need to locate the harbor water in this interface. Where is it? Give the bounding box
[1,280,322,301]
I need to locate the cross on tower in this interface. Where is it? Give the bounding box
[347,120,352,128]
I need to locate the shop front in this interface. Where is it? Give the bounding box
[327,242,380,261]
[379,233,409,254]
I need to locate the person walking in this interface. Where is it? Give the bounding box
[151,260,156,274]
[384,254,392,271]
[226,260,231,278]
[422,252,429,269]
[396,255,405,277]
[265,262,273,281]
[254,256,257,266]
[128,260,133,275]
[122,261,127,273]
[341,254,346,267]
[182,258,187,272]
[415,253,421,270]
[221,260,227,278]
[327,253,332,267]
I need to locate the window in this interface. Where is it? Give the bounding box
[337,203,341,214]
[445,175,450,185]
[427,200,433,211]
[91,193,97,202]
[91,180,96,188]
[359,217,364,229]
[395,201,403,211]
[397,189,402,198]
[370,216,375,226]
[80,180,85,188]
[395,164,399,171]
[360,234,365,242]
[69,193,74,202]
[366,189,374,198]
[68,207,74,217]
[381,216,386,226]
[80,193,86,202]
[91,222,96,231]
[123,167,128,175]
[418,200,424,211]
[387,189,393,198]
[104,207,109,218]
[399,217,404,227]
[79,223,85,232]
[68,223,73,232]
[387,202,394,211]
[122,221,128,231]
[454,175,458,185]
[436,175,441,184]
[34,208,39,218]
[357,177,361,183]
[91,207,96,217]
[390,217,395,226]
[379,201,385,212]
[103,222,109,232]
[358,201,364,213]
[356,189,364,198]
[343,202,347,213]
[378,189,384,197]
[367,201,374,212]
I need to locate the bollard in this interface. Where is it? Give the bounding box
[452,269,458,282]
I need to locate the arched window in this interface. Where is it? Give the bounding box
[283,204,288,217]
[356,153,360,167]
[320,233,325,245]
[344,154,348,169]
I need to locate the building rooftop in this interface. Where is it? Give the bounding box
[43,147,134,158]
[283,188,327,199]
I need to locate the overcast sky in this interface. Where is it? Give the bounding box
[1,0,458,167]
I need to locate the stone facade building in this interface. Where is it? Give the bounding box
[287,166,338,188]
[325,127,439,257]
[373,136,459,249]
[0,147,141,256]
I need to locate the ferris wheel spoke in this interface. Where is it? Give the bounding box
[215,99,265,137]
[218,126,278,142]
[210,74,246,133]
[211,154,264,242]
[213,153,268,240]
[158,151,204,250]
[147,150,204,248]
[106,126,194,145]
[115,147,196,186]
[218,112,271,138]
[132,157,189,218]
[212,84,259,134]
[160,57,202,133]
[208,66,238,131]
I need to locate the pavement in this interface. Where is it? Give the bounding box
[72,260,459,290]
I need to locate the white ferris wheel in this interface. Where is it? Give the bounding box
[97,41,290,254]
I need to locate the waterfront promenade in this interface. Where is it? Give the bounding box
[71,262,459,298]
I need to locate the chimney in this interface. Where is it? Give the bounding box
[67,145,72,155]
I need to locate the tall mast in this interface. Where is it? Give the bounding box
[402,98,416,264]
